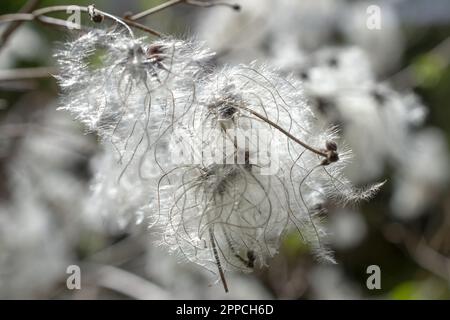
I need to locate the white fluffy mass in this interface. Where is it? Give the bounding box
[56,29,381,279]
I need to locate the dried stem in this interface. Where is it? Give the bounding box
[0,0,240,38]
[209,227,229,293]
[0,5,160,37]
[388,36,450,89]
[0,67,57,81]
[0,0,41,50]
[129,0,240,21]
[385,224,450,282]
[122,17,161,37]
[185,0,240,10]
[236,105,330,159]
[0,1,241,82]
[129,0,184,20]
[87,263,171,299]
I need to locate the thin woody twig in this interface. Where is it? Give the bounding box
[384,224,450,282]
[86,263,171,299]
[0,1,240,37]
[129,0,239,21]
[0,67,57,81]
[0,0,41,50]
[129,0,184,20]
[388,37,450,89]
[37,15,84,30]
[185,0,240,10]
[209,227,229,293]
[405,233,450,282]
[0,5,159,37]
[237,105,334,161]
[122,18,161,37]
[0,0,241,83]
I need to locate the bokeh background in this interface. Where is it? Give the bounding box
[0,0,449,299]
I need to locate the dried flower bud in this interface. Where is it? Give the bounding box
[326,140,338,151]
[88,5,104,23]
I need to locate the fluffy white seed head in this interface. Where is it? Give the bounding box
[56,32,381,279]
[154,63,381,271]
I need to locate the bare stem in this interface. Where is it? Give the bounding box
[0,5,159,37]
[129,0,239,21]
[387,36,450,89]
[0,67,57,81]
[0,1,240,39]
[0,1,240,82]
[185,0,240,10]
[384,224,450,282]
[130,0,183,20]
[87,263,171,299]
[122,18,161,37]
[209,228,229,293]
[237,105,329,159]
[0,0,41,50]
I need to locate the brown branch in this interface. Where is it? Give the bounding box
[0,5,160,37]
[129,0,184,20]
[36,15,85,30]
[404,232,450,282]
[129,0,240,21]
[185,0,240,10]
[237,105,330,159]
[85,263,171,299]
[0,67,57,81]
[384,224,450,282]
[210,227,229,293]
[0,0,241,83]
[0,1,240,38]
[122,18,161,37]
[0,0,41,50]
[388,37,450,89]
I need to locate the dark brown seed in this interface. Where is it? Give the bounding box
[247,250,255,268]
[92,14,104,23]
[327,151,339,163]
